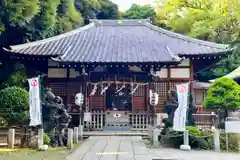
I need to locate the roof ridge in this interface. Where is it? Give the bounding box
[9,23,95,50]
[144,23,229,50]
[90,19,151,26]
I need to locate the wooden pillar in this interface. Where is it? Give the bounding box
[84,75,89,112]
[167,67,171,94]
[66,68,71,106]
[190,59,194,94]
[103,76,106,111]
[145,84,149,111]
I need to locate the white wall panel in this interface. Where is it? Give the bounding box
[170,68,190,78]
[48,68,67,78]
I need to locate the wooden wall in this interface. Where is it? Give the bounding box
[47,59,193,114]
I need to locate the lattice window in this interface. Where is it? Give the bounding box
[169,81,188,91]
[154,82,168,97]
[48,82,67,96]
[132,85,145,96]
[68,82,83,95]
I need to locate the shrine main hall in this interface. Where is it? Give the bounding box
[4,19,230,130]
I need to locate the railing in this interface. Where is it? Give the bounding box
[83,111,217,131]
[84,110,105,131]
[193,113,216,129]
[129,111,153,131]
[83,110,154,131]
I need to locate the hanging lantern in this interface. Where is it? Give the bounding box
[150,90,159,106]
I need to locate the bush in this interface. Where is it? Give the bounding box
[203,77,240,109]
[186,126,202,136]
[164,126,213,149]
[220,133,240,152]
[0,86,29,126]
[43,133,51,145]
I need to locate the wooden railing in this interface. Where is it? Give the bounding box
[193,113,216,129]
[84,110,105,131]
[83,110,154,131]
[129,111,153,131]
[83,110,216,131]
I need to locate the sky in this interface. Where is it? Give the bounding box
[111,0,154,11]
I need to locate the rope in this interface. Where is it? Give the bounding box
[88,81,148,85]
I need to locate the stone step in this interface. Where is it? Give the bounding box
[83,131,148,137]
[103,126,131,131]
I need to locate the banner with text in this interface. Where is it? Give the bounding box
[28,77,42,126]
[173,83,189,131]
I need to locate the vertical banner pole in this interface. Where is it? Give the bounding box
[173,82,191,150]
[28,75,43,148]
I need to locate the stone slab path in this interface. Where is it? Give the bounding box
[150,148,240,160]
[66,136,152,160]
[67,136,240,160]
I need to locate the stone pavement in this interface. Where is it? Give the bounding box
[150,148,240,160]
[66,136,240,160]
[66,136,152,160]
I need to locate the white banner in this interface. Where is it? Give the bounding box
[173,83,189,131]
[28,77,42,126]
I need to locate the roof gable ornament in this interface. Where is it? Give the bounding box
[165,46,183,61]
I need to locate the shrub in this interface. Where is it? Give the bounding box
[203,77,240,109]
[164,126,213,149]
[0,86,29,126]
[43,133,51,145]
[186,126,202,136]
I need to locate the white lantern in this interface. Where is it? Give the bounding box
[150,92,159,106]
[75,93,84,106]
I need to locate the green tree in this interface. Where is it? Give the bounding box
[155,0,240,43]
[0,0,39,32]
[0,0,84,45]
[55,0,84,35]
[96,0,120,19]
[213,42,240,77]
[0,0,120,45]
[203,77,240,109]
[155,0,240,78]
[0,86,29,126]
[123,4,156,20]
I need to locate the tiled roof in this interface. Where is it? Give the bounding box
[5,19,230,63]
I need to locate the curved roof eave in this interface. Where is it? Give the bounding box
[145,22,230,50]
[3,23,95,52]
[3,19,231,60]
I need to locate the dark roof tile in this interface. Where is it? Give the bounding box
[5,19,231,63]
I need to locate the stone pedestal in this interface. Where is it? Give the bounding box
[78,125,83,140]
[180,130,191,151]
[68,128,73,149]
[8,129,15,149]
[213,129,220,152]
[148,126,153,142]
[73,127,79,144]
[153,128,161,148]
[37,128,44,149]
